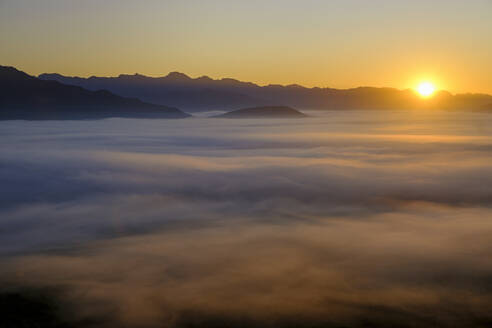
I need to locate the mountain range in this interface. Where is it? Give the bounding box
[0,66,189,120]
[39,71,492,112]
[2,65,491,120]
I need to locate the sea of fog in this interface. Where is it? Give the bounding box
[1,110,492,327]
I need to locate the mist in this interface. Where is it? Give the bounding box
[1,110,492,327]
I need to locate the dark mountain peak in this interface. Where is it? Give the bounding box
[116,73,149,81]
[265,84,285,89]
[196,75,213,82]
[352,86,392,91]
[40,73,92,83]
[220,77,240,83]
[38,73,64,79]
[0,65,21,73]
[216,77,258,89]
[286,84,305,89]
[165,72,191,81]
[1,65,35,81]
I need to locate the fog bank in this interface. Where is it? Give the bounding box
[1,110,492,327]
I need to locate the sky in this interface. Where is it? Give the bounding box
[1,0,491,93]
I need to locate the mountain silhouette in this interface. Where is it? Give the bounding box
[214,106,307,118]
[39,72,262,112]
[39,71,492,112]
[1,66,190,120]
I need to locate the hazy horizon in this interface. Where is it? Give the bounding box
[1,0,491,94]
[32,68,490,95]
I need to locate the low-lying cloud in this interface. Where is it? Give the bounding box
[1,111,492,327]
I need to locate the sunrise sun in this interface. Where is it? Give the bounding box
[417,82,436,97]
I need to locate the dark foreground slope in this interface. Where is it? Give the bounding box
[40,71,492,112]
[0,66,189,120]
[214,106,307,118]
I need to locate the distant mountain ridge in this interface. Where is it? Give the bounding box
[39,72,262,112]
[39,71,492,112]
[0,66,189,120]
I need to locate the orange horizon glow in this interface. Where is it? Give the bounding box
[1,1,491,94]
[416,82,436,97]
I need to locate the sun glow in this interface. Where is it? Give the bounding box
[417,82,436,97]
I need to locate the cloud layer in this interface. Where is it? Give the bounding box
[1,110,492,327]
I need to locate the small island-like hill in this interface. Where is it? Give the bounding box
[214,106,307,118]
